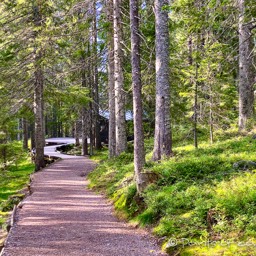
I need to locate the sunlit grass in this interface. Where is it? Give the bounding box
[88,130,256,255]
[0,142,34,228]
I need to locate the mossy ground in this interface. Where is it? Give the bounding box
[0,142,34,229]
[88,129,256,255]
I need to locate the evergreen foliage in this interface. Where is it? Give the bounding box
[0,0,256,254]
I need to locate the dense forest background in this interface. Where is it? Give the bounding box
[0,0,255,162]
[0,0,256,255]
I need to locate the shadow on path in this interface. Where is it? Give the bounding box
[2,140,166,256]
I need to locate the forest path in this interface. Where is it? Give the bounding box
[2,151,165,255]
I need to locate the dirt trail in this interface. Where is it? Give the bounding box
[2,157,166,256]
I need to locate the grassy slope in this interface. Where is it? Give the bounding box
[88,130,256,255]
[0,142,34,229]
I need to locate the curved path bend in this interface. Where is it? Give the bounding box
[2,138,166,256]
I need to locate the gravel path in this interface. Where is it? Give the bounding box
[2,156,166,256]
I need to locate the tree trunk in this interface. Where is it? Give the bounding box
[74,120,80,147]
[81,108,89,156]
[88,45,94,156]
[107,0,116,158]
[45,114,49,138]
[238,0,254,130]
[188,36,198,148]
[33,3,45,171]
[152,0,172,161]
[30,122,36,150]
[93,1,102,150]
[208,60,214,144]
[194,60,198,149]
[17,119,22,141]
[113,0,127,156]
[130,0,146,194]
[81,56,88,156]
[22,118,28,150]
[34,51,45,171]
[209,90,214,144]
[89,90,94,156]
[52,105,58,137]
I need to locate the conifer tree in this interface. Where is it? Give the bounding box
[152,0,172,161]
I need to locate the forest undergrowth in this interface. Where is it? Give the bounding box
[0,142,34,231]
[88,128,256,256]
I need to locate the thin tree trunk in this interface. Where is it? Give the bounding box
[209,94,214,144]
[45,114,49,138]
[188,36,198,148]
[113,0,127,156]
[89,122,94,155]
[194,61,198,149]
[93,1,102,150]
[107,0,116,158]
[207,57,214,144]
[30,122,36,150]
[238,0,254,130]
[88,42,94,156]
[22,118,28,150]
[152,0,172,161]
[130,0,146,194]
[52,105,57,137]
[81,57,88,156]
[17,119,21,141]
[75,120,80,147]
[81,108,89,156]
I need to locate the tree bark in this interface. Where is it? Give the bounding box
[30,122,36,150]
[89,92,94,156]
[93,1,102,150]
[130,0,146,194]
[34,51,45,171]
[113,0,127,156]
[188,36,198,148]
[152,0,172,161]
[17,119,22,141]
[74,120,80,147]
[81,58,89,156]
[209,86,214,144]
[22,118,28,150]
[194,60,198,149]
[107,0,116,158]
[208,58,214,144]
[81,108,89,156]
[88,44,94,156]
[33,3,45,171]
[238,0,255,130]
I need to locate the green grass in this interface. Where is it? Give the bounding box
[88,130,256,255]
[0,142,34,229]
